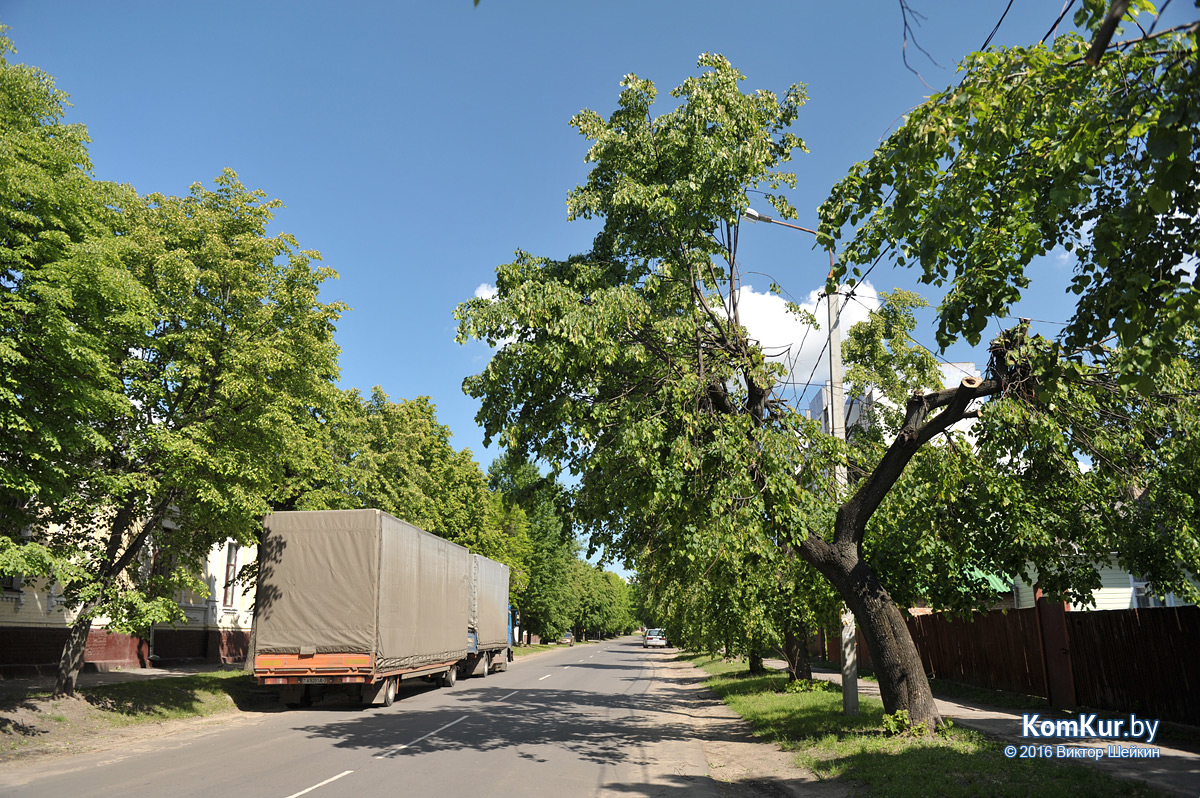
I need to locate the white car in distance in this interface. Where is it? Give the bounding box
[643,628,668,648]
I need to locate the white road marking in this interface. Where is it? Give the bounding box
[498,690,518,701]
[374,715,468,759]
[283,770,353,798]
[538,674,551,681]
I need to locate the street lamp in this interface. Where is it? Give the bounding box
[742,207,858,715]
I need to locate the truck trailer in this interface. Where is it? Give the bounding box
[252,509,512,707]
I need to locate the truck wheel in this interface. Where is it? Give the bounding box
[479,652,490,678]
[440,665,457,688]
[383,677,397,707]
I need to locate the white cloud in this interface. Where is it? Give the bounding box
[475,283,497,300]
[737,281,880,385]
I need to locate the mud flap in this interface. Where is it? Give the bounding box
[361,680,389,705]
[279,685,303,706]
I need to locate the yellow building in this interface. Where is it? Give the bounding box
[0,539,256,677]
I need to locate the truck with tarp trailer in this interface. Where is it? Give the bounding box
[251,509,513,707]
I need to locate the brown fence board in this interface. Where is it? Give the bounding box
[1066,606,1200,725]
[905,608,1047,698]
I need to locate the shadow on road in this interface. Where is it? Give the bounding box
[291,646,763,771]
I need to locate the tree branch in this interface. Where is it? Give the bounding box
[1085,0,1131,66]
[834,376,1000,546]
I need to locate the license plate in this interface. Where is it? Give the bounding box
[300,677,329,684]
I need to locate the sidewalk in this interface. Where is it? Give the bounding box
[772,661,1200,797]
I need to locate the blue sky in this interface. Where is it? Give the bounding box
[1,2,1166,474]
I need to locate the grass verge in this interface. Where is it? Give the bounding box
[513,643,561,657]
[685,654,1165,797]
[77,670,276,721]
[0,669,277,761]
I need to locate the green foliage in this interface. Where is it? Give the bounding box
[818,11,1199,391]
[567,560,635,638]
[292,388,490,540]
[844,304,1200,612]
[20,169,347,638]
[881,709,910,736]
[0,30,346,643]
[0,29,143,537]
[782,678,837,694]
[457,45,1200,731]
[456,54,825,608]
[280,387,535,603]
[488,450,578,639]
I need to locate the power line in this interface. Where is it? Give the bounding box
[980,0,1016,50]
[843,293,979,380]
[1042,0,1079,44]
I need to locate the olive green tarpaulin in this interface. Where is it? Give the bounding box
[256,509,470,670]
[470,554,510,650]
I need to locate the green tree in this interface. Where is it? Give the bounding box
[488,450,577,640]
[0,30,142,536]
[636,528,838,676]
[2,168,345,697]
[292,387,490,540]
[818,1,1198,392]
[456,50,1199,729]
[566,560,632,639]
[284,386,532,600]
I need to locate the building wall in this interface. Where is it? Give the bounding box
[0,539,257,677]
[1074,561,1139,611]
[1012,557,1197,611]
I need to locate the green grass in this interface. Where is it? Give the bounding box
[513,644,561,657]
[75,670,276,725]
[0,669,280,760]
[685,654,1165,797]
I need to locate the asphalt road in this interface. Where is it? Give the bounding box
[0,637,722,798]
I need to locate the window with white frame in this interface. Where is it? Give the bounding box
[1130,574,1174,608]
[222,542,239,608]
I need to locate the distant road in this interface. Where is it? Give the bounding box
[1,637,723,798]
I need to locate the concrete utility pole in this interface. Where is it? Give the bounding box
[742,207,858,715]
[826,288,858,716]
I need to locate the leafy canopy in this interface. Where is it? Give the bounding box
[818,7,1199,390]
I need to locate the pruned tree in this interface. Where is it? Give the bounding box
[456,53,982,726]
[457,45,1199,731]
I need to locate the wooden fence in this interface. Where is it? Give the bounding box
[821,605,1199,725]
[1066,607,1200,725]
[906,608,1048,699]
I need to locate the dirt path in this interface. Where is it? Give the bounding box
[651,654,848,798]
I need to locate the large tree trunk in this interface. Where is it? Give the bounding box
[787,377,996,730]
[803,539,941,729]
[53,611,95,698]
[782,622,811,681]
[51,495,161,699]
[748,651,765,674]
